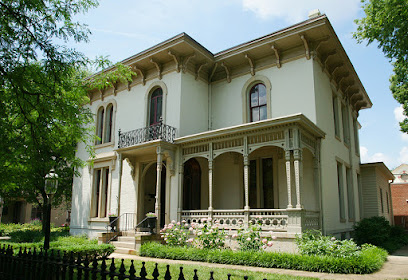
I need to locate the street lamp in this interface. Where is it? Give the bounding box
[44,170,58,250]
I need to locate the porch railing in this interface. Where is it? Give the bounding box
[181,209,289,231]
[118,121,177,148]
[303,210,320,230]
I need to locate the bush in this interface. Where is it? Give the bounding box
[192,219,226,249]
[160,221,189,246]
[235,221,275,251]
[354,216,391,246]
[296,230,361,258]
[140,242,387,274]
[354,217,408,253]
[0,235,114,258]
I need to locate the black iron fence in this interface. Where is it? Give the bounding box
[118,121,176,148]
[0,245,254,280]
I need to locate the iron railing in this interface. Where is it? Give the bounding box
[118,121,176,148]
[0,246,249,280]
[106,213,137,243]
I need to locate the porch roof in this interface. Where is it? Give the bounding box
[175,113,325,145]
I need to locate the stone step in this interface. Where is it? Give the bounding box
[113,247,138,255]
[111,241,136,249]
[117,236,136,242]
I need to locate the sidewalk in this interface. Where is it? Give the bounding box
[109,245,408,280]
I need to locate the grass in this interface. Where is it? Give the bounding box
[106,258,319,280]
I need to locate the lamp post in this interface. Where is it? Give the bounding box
[44,170,58,250]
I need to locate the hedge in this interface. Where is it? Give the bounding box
[0,236,114,258]
[140,242,387,274]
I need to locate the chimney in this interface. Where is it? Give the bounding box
[308,9,321,19]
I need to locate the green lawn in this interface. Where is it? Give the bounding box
[109,259,319,280]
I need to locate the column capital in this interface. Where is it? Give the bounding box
[285,150,291,161]
[243,155,249,166]
[293,149,302,160]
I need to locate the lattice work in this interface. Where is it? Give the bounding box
[182,144,209,155]
[213,138,243,150]
[248,131,284,145]
[301,133,316,150]
[304,211,320,230]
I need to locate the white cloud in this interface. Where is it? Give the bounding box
[242,0,360,24]
[399,147,408,164]
[394,105,405,123]
[360,146,394,167]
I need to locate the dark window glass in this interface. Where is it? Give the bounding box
[105,105,113,143]
[150,88,163,125]
[96,108,104,144]
[249,84,267,122]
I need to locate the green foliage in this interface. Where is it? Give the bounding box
[160,221,189,246]
[0,235,114,258]
[235,220,275,251]
[295,230,361,258]
[87,60,136,91]
[140,242,387,274]
[353,216,408,253]
[354,0,408,132]
[192,219,226,249]
[0,222,69,242]
[353,216,391,246]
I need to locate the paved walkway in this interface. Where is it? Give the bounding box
[109,245,408,280]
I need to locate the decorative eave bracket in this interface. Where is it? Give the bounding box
[182,53,196,73]
[132,66,146,86]
[300,35,310,60]
[244,54,255,76]
[195,62,207,80]
[209,63,218,82]
[271,44,281,68]
[168,50,180,73]
[221,62,231,83]
[150,58,162,80]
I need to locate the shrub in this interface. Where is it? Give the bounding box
[160,221,189,246]
[192,218,226,249]
[235,221,275,251]
[296,230,361,258]
[354,217,408,253]
[140,242,387,274]
[354,216,391,247]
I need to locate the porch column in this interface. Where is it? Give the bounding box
[155,147,163,230]
[293,149,303,209]
[285,150,293,208]
[177,161,183,222]
[208,158,214,219]
[243,154,250,226]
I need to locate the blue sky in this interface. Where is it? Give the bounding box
[72,0,405,169]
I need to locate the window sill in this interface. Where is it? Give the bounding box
[343,142,350,149]
[88,217,109,223]
[348,218,355,223]
[340,218,346,223]
[95,142,114,150]
[335,135,342,142]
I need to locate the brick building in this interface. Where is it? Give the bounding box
[391,164,408,229]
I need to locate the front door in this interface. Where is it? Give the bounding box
[249,157,274,208]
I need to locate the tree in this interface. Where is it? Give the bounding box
[354,0,408,132]
[0,0,98,223]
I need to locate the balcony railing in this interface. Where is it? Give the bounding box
[118,121,177,148]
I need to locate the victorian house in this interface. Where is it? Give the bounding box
[70,12,372,242]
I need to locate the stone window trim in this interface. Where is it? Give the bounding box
[88,152,117,222]
[241,75,272,123]
[144,81,168,127]
[94,99,117,147]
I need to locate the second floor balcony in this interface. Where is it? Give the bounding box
[118,121,177,149]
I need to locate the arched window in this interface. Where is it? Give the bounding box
[95,102,116,145]
[249,83,267,122]
[104,104,114,143]
[149,88,163,125]
[96,107,104,145]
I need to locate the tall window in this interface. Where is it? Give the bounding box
[91,167,110,218]
[333,95,340,138]
[353,119,360,154]
[380,188,384,214]
[149,88,163,125]
[249,83,267,122]
[337,162,346,221]
[96,103,115,145]
[96,107,104,145]
[104,104,114,143]
[249,157,274,208]
[346,167,355,220]
[342,103,350,145]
